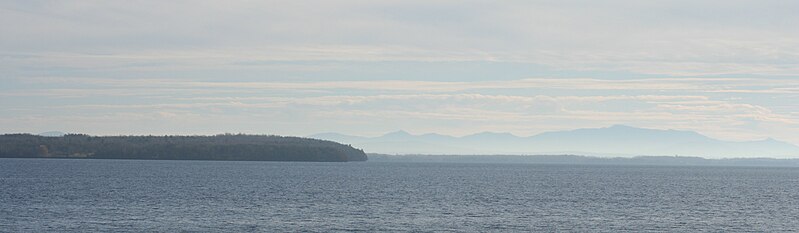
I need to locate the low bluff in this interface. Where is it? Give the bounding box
[0,134,367,162]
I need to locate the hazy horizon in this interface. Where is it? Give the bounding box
[310,124,799,158]
[6,2,799,232]
[11,123,799,159]
[3,1,799,150]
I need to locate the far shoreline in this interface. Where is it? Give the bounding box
[366,154,799,167]
[4,155,799,168]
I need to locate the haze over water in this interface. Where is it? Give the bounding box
[3,158,798,232]
[3,1,799,231]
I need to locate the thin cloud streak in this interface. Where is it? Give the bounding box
[13,76,799,94]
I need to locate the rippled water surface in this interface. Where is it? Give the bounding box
[2,158,798,232]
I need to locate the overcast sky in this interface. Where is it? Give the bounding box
[2,0,799,144]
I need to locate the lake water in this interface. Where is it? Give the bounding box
[1,158,798,232]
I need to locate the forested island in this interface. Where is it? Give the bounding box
[0,134,367,162]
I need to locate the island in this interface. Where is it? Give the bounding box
[0,134,368,162]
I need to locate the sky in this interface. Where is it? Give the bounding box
[2,0,799,145]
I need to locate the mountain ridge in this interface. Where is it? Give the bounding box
[310,125,799,158]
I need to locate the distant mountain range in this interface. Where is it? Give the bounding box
[366,154,799,167]
[311,125,799,158]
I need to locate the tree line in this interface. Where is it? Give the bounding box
[0,134,367,162]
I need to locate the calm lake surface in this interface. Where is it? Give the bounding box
[1,158,798,232]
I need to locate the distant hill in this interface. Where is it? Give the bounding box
[0,134,367,162]
[311,125,799,158]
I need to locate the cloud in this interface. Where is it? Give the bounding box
[4,1,799,76]
[16,90,793,128]
[2,1,799,147]
[10,76,799,97]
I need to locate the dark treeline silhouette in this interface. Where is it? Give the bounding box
[0,134,367,162]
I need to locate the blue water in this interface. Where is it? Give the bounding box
[1,158,798,232]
